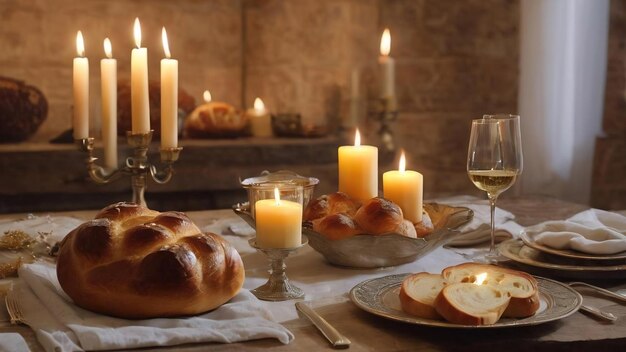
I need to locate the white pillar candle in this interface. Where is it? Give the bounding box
[160,27,178,148]
[383,150,423,223]
[131,18,150,134]
[73,30,89,140]
[338,129,378,202]
[101,38,117,169]
[378,28,395,98]
[248,97,272,137]
[255,188,302,248]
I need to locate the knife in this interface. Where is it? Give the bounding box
[295,302,351,349]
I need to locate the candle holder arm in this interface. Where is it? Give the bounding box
[76,138,125,184]
[149,147,183,184]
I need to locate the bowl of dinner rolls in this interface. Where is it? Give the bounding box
[301,192,473,268]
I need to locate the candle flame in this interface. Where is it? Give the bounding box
[133,17,142,48]
[475,273,488,285]
[274,187,280,206]
[254,97,265,111]
[203,90,212,103]
[103,38,112,58]
[380,28,391,56]
[354,129,361,147]
[162,27,171,58]
[399,150,406,172]
[76,31,85,57]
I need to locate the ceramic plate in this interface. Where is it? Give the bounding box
[520,230,626,261]
[350,273,582,329]
[499,239,626,279]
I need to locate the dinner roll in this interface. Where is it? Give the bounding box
[312,213,363,240]
[354,197,404,235]
[304,192,361,221]
[56,202,245,319]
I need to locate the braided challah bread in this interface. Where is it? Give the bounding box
[56,202,245,319]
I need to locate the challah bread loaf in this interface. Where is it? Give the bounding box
[304,192,361,222]
[442,263,539,318]
[399,273,446,319]
[434,282,511,325]
[56,202,245,319]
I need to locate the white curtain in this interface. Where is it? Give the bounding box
[518,0,610,204]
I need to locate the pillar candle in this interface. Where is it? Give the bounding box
[383,150,423,223]
[160,27,178,148]
[248,97,272,137]
[101,38,117,169]
[378,28,395,98]
[73,31,89,139]
[338,129,378,202]
[131,18,150,134]
[255,188,302,248]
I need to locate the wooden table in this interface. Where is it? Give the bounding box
[1,196,625,351]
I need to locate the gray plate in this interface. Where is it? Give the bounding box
[520,230,626,261]
[350,273,582,329]
[499,239,626,279]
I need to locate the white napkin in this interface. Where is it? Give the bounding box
[15,262,293,352]
[0,215,83,244]
[434,195,523,247]
[0,333,30,352]
[527,209,626,255]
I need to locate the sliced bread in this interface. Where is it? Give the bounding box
[399,273,447,319]
[434,282,511,325]
[441,263,540,318]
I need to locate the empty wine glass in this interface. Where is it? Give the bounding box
[467,114,523,263]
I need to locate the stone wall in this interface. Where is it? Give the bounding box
[592,0,626,209]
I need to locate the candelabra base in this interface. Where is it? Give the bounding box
[248,237,308,301]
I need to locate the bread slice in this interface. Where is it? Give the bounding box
[442,263,540,318]
[399,273,447,319]
[434,282,511,325]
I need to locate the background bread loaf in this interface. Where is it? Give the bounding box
[56,202,245,319]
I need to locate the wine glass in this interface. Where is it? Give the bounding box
[467,114,523,263]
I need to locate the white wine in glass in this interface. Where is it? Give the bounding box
[467,114,523,263]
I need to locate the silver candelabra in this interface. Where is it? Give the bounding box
[76,130,182,207]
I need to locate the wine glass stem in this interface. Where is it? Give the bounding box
[488,194,498,256]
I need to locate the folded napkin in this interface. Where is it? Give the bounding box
[526,209,626,255]
[0,333,30,352]
[15,262,293,352]
[434,195,523,247]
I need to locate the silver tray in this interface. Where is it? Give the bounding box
[233,202,473,268]
[499,239,626,279]
[350,273,582,329]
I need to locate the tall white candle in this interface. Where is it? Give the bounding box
[338,129,378,202]
[131,18,150,134]
[248,97,272,137]
[73,31,89,139]
[255,187,302,248]
[383,150,423,223]
[160,27,178,148]
[378,28,395,98]
[101,38,117,169]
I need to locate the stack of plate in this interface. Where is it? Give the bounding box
[498,231,626,279]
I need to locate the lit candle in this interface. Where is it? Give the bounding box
[379,28,395,99]
[248,97,272,137]
[101,38,117,169]
[73,30,89,139]
[131,18,150,134]
[338,129,378,202]
[255,187,302,248]
[383,150,423,223]
[160,27,178,148]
